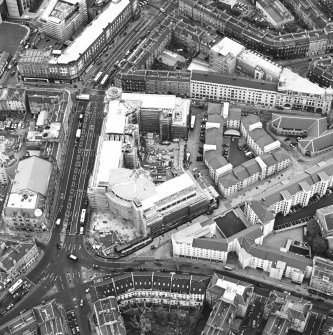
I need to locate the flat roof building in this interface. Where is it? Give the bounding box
[38,0,88,42]
[3,156,54,231]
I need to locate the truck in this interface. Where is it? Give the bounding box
[76,129,81,139]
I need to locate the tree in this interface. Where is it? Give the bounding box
[312,236,327,255]
[306,219,321,244]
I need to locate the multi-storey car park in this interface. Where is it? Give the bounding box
[17,0,138,81]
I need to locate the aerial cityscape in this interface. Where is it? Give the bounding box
[1,0,333,334]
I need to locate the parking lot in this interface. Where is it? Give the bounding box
[227,137,252,166]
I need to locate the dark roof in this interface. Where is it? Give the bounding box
[191,70,278,92]
[192,237,229,251]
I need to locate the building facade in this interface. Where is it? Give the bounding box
[310,257,333,296]
[37,0,88,42]
[3,156,55,231]
[18,0,138,81]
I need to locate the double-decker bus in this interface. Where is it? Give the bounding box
[8,279,23,294]
[76,94,90,101]
[80,209,86,225]
[93,71,103,83]
[100,74,109,86]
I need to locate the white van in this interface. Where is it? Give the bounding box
[80,227,84,235]
[55,218,61,226]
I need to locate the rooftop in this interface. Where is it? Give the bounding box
[192,70,278,92]
[108,168,156,201]
[237,49,282,78]
[11,156,52,195]
[278,68,331,96]
[211,37,245,57]
[96,141,122,186]
[105,100,126,134]
[141,173,197,211]
[56,0,130,63]
[40,0,80,23]
[214,210,247,238]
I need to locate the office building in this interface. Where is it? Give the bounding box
[3,156,55,231]
[133,172,210,236]
[18,0,138,80]
[38,0,88,42]
[5,0,30,18]
[209,37,245,74]
[236,49,283,81]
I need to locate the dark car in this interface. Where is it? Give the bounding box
[56,243,61,249]
[196,156,203,161]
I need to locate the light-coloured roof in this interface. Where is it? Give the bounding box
[97,141,122,185]
[187,59,210,72]
[108,168,156,201]
[105,100,126,134]
[122,92,176,109]
[11,157,52,195]
[56,0,130,63]
[278,68,327,96]
[224,129,240,136]
[238,49,282,78]
[141,173,196,210]
[211,37,245,57]
[172,221,215,244]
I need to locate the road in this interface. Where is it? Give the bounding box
[0,3,332,332]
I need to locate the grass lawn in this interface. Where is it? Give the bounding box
[0,23,29,55]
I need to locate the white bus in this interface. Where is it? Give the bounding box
[8,279,23,294]
[190,115,196,129]
[100,74,109,86]
[68,254,78,261]
[76,94,90,101]
[80,209,86,224]
[93,71,103,83]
